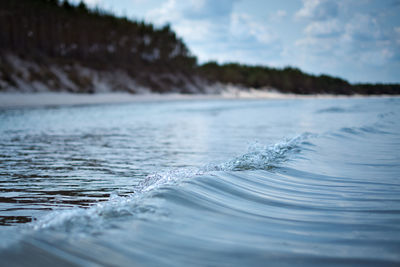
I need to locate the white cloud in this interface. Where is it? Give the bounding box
[294,0,400,69]
[270,10,287,22]
[343,14,382,42]
[304,19,342,38]
[147,0,237,23]
[118,0,398,82]
[145,0,281,63]
[146,0,180,25]
[146,0,233,43]
[295,0,339,21]
[182,0,239,20]
[276,10,287,18]
[231,13,277,45]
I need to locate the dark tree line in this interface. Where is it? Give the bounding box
[0,0,399,94]
[199,62,400,95]
[0,0,197,74]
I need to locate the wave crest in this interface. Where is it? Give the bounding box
[31,133,313,233]
[206,133,313,172]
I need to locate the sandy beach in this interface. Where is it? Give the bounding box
[0,90,389,108]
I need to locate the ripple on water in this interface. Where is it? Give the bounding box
[0,98,399,266]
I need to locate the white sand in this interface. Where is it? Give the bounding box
[0,91,394,108]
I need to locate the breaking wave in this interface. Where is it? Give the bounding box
[30,133,313,233]
[2,97,399,266]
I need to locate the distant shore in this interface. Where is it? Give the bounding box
[0,91,397,108]
[2,1,399,97]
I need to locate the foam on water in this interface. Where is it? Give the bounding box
[206,133,314,171]
[1,97,399,266]
[29,133,312,234]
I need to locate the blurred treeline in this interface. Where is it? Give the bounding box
[0,0,198,92]
[0,0,196,70]
[199,62,400,95]
[0,0,398,94]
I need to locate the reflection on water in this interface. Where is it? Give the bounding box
[0,97,400,265]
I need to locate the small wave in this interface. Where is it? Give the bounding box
[316,107,348,113]
[337,122,394,137]
[30,133,314,233]
[139,132,314,192]
[205,133,313,171]
[377,111,395,119]
[340,127,360,135]
[138,167,204,192]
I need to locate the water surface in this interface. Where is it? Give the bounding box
[0,97,399,266]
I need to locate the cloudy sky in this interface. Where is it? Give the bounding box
[77,0,400,83]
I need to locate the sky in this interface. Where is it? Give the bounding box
[76,0,400,83]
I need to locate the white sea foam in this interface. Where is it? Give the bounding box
[206,133,313,171]
[30,133,313,233]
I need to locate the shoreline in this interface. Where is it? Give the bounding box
[0,91,398,108]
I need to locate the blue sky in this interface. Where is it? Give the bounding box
[77,0,400,83]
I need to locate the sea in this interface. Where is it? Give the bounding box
[0,97,399,266]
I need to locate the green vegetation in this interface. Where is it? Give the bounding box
[199,62,351,94]
[0,0,399,94]
[0,0,198,93]
[199,62,400,95]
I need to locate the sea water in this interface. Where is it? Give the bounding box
[0,97,399,266]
